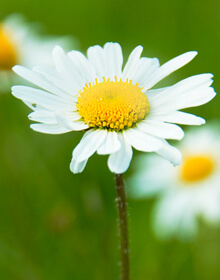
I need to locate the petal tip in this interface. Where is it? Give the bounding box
[52,45,65,56]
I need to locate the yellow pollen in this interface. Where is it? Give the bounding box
[0,25,18,70]
[77,77,150,131]
[180,155,215,183]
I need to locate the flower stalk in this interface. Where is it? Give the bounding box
[115,173,130,280]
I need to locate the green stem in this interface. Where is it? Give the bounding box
[115,173,130,280]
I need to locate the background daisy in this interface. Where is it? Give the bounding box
[129,123,220,240]
[0,14,77,92]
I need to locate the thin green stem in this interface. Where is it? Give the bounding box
[115,173,130,280]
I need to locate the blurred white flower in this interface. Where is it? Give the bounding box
[12,42,216,174]
[0,14,76,92]
[129,124,220,240]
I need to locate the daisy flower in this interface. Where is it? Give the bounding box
[12,42,216,174]
[0,14,75,92]
[129,124,220,240]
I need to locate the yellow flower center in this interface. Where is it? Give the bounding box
[180,155,215,183]
[77,77,150,131]
[0,25,18,70]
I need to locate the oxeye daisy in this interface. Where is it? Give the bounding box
[0,14,75,92]
[12,42,216,174]
[11,42,217,279]
[129,124,220,240]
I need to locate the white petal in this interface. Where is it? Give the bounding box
[144,51,198,89]
[70,158,88,174]
[97,131,121,155]
[123,128,162,152]
[33,65,78,97]
[55,112,89,131]
[63,111,82,121]
[122,46,143,80]
[149,111,205,125]
[12,85,74,111]
[103,42,123,79]
[156,140,182,166]
[67,50,96,83]
[108,133,133,174]
[137,120,184,140]
[148,75,216,113]
[52,46,85,90]
[13,65,70,99]
[148,74,213,106]
[132,57,159,87]
[72,129,107,162]
[87,45,107,80]
[28,110,57,124]
[155,87,216,113]
[30,123,71,134]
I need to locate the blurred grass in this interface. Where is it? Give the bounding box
[1,0,220,279]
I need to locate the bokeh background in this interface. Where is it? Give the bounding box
[1,0,220,279]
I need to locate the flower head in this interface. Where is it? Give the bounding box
[12,42,216,174]
[0,14,76,92]
[129,124,220,240]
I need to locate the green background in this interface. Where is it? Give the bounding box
[1,0,220,279]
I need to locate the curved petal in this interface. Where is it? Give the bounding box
[108,133,133,174]
[13,65,71,99]
[87,45,107,80]
[122,46,143,80]
[72,129,107,162]
[97,131,121,155]
[67,50,96,83]
[103,42,123,79]
[70,158,88,174]
[144,51,198,90]
[33,65,78,97]
[123,128,163,152]
[148,111,205,125]
[137,120,184,140]
[148,74,214,108]
[28,110,57,124]
[12,85,74,111]
[30,123,71,134]
[151,87,216,113]
[156,140,182,166]
[52,46,85,90]
[55,113,89,131]
[132,57,159,87]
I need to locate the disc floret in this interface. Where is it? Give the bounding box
[77,77,150,131]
